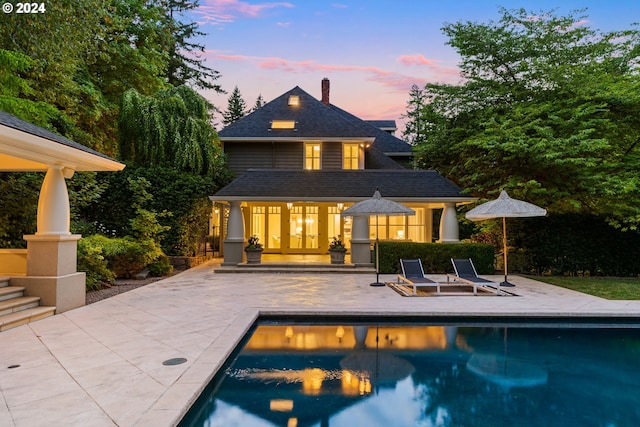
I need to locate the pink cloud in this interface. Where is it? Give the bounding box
[204,51,447,92]
[194,0,294,25]
[397,54,439,67]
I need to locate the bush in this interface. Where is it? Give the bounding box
[80,234,165,279]
[148,255,173,276]
[77,236,116,291]
[376,242,495,274]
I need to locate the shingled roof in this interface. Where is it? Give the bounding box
[212,169,474,202]
[218,86,374,139]
[0,110,115,161]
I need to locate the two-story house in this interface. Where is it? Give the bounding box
[211,79,474,266]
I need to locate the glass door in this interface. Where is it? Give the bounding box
[289,205,319,251]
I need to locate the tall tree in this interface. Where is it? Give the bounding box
[159,0,222,91]
[252,94,265,112]
[118,85,226,178]
[411,7,640,228]
[222,86,248,126]
[401,84,429,145]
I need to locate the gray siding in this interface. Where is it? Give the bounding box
[322,141,342,170]
[224,141,302,173]
[274,142,302,169]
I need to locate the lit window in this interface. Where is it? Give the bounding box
[288,95,300,106]
[343,143,360,169]
[271,120,296,129]
[305,142,321,170]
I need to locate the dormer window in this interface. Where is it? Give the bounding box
[271,120,296,130]
[288,95,300,106]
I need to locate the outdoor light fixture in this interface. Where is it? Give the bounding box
[286,202,293,210]
[336,326,345,342]
[337,202,344,211]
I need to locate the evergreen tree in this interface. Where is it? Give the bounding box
[401,84,429,145]
[160,0,222,91]
[222,86,248,126]
[252,94,265,112]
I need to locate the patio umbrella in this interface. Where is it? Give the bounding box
[341,190,415,286]
[465,190,546,287]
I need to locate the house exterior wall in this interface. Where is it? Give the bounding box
[225,141,305,174]
[321,141,342,170]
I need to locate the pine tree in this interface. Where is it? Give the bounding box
[252,94,265,112]
[401,84,429,145]
[222,86,248,126]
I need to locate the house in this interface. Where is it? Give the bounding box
[211,79,474,266]
[0,111,124,321]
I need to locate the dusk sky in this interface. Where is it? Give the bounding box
[187,1,640,133]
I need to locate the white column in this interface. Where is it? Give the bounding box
[37,166,70,235]
[438,203,460,243]
[223,201,245,265]
[349,216,373,266]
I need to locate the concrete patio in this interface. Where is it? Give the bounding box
[1,259,639,426]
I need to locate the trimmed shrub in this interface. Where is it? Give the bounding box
[77,236,116,291]
[376,242,495,274]
[148,255,173,276]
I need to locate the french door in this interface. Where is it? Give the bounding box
[288,205,319,251]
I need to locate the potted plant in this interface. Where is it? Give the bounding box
[328,235,347,264]
[244,235,263,264]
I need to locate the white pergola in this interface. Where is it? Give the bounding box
[0,112,124,313]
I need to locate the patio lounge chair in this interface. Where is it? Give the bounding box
[447,258,500,296]
[398,259,440,295]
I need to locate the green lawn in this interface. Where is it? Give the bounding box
[529,276,640,300]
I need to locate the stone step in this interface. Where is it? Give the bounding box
[215,263,377,274]
[0,276,9,288]
[0,296,41,316]
[0,306,56,332]
[0,286,25,302]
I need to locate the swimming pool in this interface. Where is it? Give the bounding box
[180,319,640,427]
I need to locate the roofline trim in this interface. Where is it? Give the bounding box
[220,137,376,143]
[210,196,476,203]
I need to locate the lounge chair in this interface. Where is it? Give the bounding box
[447,258,500,295]
[398,259,440,295]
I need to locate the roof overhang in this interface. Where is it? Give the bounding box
[210,195,475,204]
[0,123,124,172]
[220,137,376,143]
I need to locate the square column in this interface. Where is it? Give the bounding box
[12,234,85,313]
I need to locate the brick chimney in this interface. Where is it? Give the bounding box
[321,78,330,106]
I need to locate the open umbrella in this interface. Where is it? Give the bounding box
[341,190,415,286]
[465,190,546,287]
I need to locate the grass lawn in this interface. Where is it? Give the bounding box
[530,276,640,300]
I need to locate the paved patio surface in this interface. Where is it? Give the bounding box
[1,260,639,426]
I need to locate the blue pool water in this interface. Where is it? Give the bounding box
[180,320,640,427]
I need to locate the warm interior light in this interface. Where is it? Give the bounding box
[337,202,344,211]
[287,418,298,427]
[270,399,294,412]
[271,120,296,129]
[336,326,345,342]
[285,326,294,340]
[288,95,300,106]
[286,202,293,210]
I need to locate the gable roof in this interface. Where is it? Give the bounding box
[218,86,375,140]
[212,169,474,202]
[0,110,124,172]
[330,105,412,155]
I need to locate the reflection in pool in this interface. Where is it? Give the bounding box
[180,323,640,427]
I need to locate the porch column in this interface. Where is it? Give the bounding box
[349,216,373,267]
[222,201,245,265]
[15,166,85,313]
[438,203,460,243]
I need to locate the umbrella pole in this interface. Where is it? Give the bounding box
[501,216,515,287]
[371,215,385,286]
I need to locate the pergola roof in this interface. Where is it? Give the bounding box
[0,110,124,172]
[211,169,475,203]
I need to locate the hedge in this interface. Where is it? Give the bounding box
[375,242,495,274]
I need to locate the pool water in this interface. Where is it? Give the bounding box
[181,321,640,427]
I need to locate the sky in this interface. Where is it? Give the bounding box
[186,0,640,133]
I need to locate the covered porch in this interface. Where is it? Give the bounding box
[210,169,476,267]
[0,111,124,315]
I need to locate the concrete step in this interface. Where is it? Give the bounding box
[0,276,9,288]
[215,263,377,274]
[0,296,41,316]
[0,306,56,332]
[0,286,26,302]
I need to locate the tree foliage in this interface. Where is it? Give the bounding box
[222,86,248,126]
[119,85,227,177]
[252,94,265,112]
[411,7,640,228]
